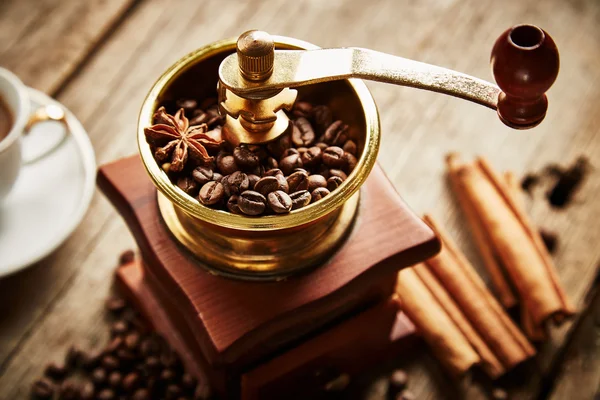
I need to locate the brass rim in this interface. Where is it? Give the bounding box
[138,36,380,231]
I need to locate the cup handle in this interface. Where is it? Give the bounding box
[22,104,70,164]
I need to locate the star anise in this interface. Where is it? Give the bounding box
[144,107,223,172]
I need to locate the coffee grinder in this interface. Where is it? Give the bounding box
[97,25,558,399]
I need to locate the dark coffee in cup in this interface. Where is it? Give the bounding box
[0,97,12,142]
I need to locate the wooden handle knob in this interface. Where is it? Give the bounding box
[491,24,559,129]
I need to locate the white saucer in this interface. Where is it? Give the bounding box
[0,88,96,277]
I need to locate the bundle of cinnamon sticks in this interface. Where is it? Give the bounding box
[446,154,575,340]
[396,216,535,378]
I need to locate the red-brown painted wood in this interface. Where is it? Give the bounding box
[98,155,439,397]
[491,24,559,129]
[117,259,418,400]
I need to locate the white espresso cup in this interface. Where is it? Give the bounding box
[0,68,69,201]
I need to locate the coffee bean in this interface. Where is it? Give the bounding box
[265,156,278,170]
[175,99,198,113]
[266,133,291,158]
[292,101,313,118]
[122,372,141,393]
[132,388,151,400]
[389,369,408,393]
[233,145,259,169]
[106,336,124,353]
[102,355,120,371]
[248,144,267,160]
[92,368,107,385]
[323,120,348,146]
[205,105,224,127]
[217,154,238,175]
[212,172,223,182]
[116,348,137,365]
[268,191,292,214]
[140,337,161,357]
[343,152,358,172]
[280,153,303,175]
[324,373,350,392]
[44,362,67,381]
[80,351,101,371]
[311,105,333,133]
[144,356,161,373]
[31,378,55,399]
[290,191,311,210]
[166,384,183,399]
[342,139,357,156]
[316,164,331,179]
[161,368,177,383]
[254,176,280,196]
[322,146,345,168]
[181,373,197,390]
[65,346,85,369]
[311,187,330,203]
[192,166,213,185]
[108,371,122,388]
[176,175,199,196]
[198,181,224,206]
[227,195,241,214]
[292,117,316,147]
[189,109,207,125]
[300,146,322,168]
[265,168,283,177]
[80,380,95,400]
[125,332,141,350]
[105,296,127,314]
[395,390,416,400]
[111,320,129,337]
[238,191,267,216]
[222,171,250,197]
[329,169,348,180]
[274,174,289,193]
[327,176,344,191]
[287,171,309,192]
[58,379,79,400]
[315,142,328,151]
[247,174,260,190]
[199,97,217,109]
[492,388,508,400]
[97,388,116,400]
[307,175,327,192]
[281,148,299,158]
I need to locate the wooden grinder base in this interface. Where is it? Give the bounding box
[98,155,440,399]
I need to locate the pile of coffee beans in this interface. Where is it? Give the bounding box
[388,369,415,400]
[30,255,212,400]
[153,98,359,216]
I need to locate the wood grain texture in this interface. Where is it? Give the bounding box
[0,0,136,94]
[0,0,598,399]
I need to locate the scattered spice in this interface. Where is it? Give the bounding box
[388,369,409,393]
[31,259,213,400]
[491,387,509,400]
[545,156,591,208]
[539,228,559,254]
[144,107,223,172]
[520,173,539,195]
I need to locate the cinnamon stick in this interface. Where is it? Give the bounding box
[447,154,518,309]
[503,171,547,341]
[423,216,535,369]
[446,155,575,332]
[413,263,505,377]
[396,267,480,377]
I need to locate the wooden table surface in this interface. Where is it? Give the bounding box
[0,0,598,399]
